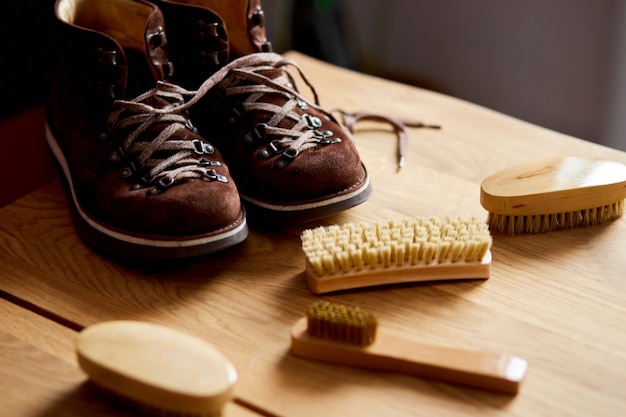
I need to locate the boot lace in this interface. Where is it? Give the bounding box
[204,53,440,169]
[107,85,227,196]
[113,52,439,179]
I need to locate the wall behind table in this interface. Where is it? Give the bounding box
[264,0,626,152]
[3,1,623,152]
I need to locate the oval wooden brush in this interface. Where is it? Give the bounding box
[291,301,528,394]
[480,156,626,234]
[76,320,237,416]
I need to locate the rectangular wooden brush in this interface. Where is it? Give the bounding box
[300,216,492,294]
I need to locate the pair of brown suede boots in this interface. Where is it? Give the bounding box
[46,0,372,259]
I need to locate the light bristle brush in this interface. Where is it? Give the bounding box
[76,320,237,417]
[480,156,626,234]
[290,301,527,394]
[300,216,492,294]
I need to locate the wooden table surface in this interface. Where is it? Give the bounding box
[2,51,625,417]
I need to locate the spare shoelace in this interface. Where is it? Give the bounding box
[337,111,440,169]
[110,52,440,181]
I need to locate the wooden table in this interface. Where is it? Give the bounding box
[2,51,625,417]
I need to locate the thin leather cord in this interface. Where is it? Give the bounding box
[111,52,440,175]
[338,111,441,170]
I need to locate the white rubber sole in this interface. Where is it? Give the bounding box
[45,121,248,259]
[241,174,372,223]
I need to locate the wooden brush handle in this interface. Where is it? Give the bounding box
[305,251,491,294]
[291,317,527,394]
[480,156,626,215]
[77,321,237,414]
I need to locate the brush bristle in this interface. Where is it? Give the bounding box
[306,300,377,346]
[300,216,492,277]
[487,200,624,235]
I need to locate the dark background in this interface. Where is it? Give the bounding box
[3,0,625,153]
[0,1,56,119]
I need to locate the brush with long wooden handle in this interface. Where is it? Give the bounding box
[290,301,527,394]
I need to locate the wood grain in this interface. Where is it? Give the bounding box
[1,51,626,417]
[77,320,237,414]
[480,156,626,214]
[290,316,527,394]
[0,300,270,417]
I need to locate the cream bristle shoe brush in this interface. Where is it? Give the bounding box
[300,216,492,294]
[480,156,626,234]
[76,320,237,416]
[290,301,528,394]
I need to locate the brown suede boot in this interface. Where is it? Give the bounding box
[149,0,230,91]
[166,54,372,222]
[153,0,271,59]
[196,0,272,57]
[46,0,248,258]
[147,1,372,222]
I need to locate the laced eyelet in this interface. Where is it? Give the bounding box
[192,139,214,155]
[185,118,199,133]
[319,137,342,145]
[119,160,141,178]
[96,82,117,100]
[203,169,228,183]
[200,50,220,66]
[205,22,219,38]
[197,20,219,41]
[285,149,299,158]
[109,147,125,163]
[304,114,323,129]
[243,123,268,145]
[158,177,175,188]
[261,41,273,52]
[95,48,121,99]
[228,104,244,124]
[198,158,221,167]
[119,167,133,178]
[162,61,175,77]
[140,173,153,184]
[147,26,166,49]
[96,48,117,67]
[274,150,298,169]
[313,129,341,145]
[258,140,283,159]
[252,7,266,27]
[147,176,175,196]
